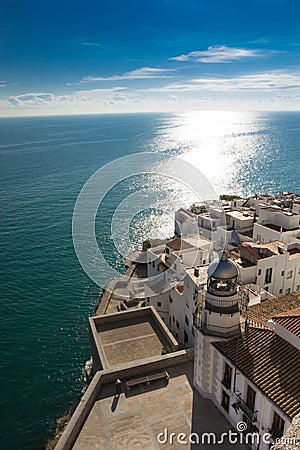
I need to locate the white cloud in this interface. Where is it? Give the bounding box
[170,45,262,63]
[80,66,174,82]
[74,87,127,98]
[147,71,300,92]
[81,42,101,46]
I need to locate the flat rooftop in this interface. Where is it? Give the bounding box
[89,307,178,370]
[72,362,246,450]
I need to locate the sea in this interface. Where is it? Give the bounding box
[0,111,299,450]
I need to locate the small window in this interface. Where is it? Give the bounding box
[184,330,188,344]
[169,295,173,304]
[185,315,189,326]
[203,260,206,264]
[281,271,285,276]
[265,267,272,284]
[246,385,256,412]
[285,288,291,294]
[297,285,300,291]
[258,269,261,276]
[222,362,232,390]
[157,302,161,307]
[287,270,293,279]
[279,289,283,294]
[271,411,285,439]
[186,303,189,309]
[221,390,230,413]
[172,316,175,322]
[175,332,178,339]
[176,320,179,329]
[166,247,169,254]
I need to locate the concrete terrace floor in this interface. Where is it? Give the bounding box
[72,362,247,450]
[96,316,171,367]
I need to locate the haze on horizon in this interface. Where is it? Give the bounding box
[1,0,300,117]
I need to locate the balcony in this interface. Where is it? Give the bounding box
[193,316,242,339]
[205,300,240,315]
[235,397,257,422]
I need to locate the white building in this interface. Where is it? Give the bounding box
[193,253,300,450]
[145,236,211,346]
[232,240,300,297]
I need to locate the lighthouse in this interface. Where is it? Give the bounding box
[193,250,244,398]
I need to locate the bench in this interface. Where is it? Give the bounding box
[125,372,169,390]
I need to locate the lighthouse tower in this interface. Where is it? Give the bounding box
[193,251,243,398]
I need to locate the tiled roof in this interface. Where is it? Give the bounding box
[213,327,300,418]
[274,307,300,318]
[246,293,300,327]
[273,308,300,337]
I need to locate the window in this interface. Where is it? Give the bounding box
[281,270,285,276]
[157,302,161,307]
[166,247,169,254]
[175,332,178,339]
[285,288,291,294]
[271,412,285,439]
[246,385,256,412]
[184,330,188,344]
[203,259,206,264]
[222,362,232,390]
[186,303,189,309]
[172,316,175,322]
[265,267,272,284]
[169,295,173,303]
[221,390,230,413]
[297,285,300,291]
[258,269,261,276]
[279,289,283,294]
[287,270,293,279]
[185,315,189,326]
[176,320,179,329]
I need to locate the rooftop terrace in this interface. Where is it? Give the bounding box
[89,307,177,371]
[61,361,246,450]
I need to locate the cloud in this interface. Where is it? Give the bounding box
[147,71,300,92]
[80,67,174,82]
[0,88,130,110]
[248,38,271,44]
[74,87,127,98]
[170,45,262,63]
[81,42,101,46]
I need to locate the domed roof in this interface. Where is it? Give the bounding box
[207,251,238,279]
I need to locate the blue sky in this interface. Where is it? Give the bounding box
[1,0,300,115]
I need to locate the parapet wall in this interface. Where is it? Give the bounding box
[55,349,193,450]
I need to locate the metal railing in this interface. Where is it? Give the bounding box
[193,317,243,339]
[235,397,258,422]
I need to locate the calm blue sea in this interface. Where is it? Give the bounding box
[0,111,299,450]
